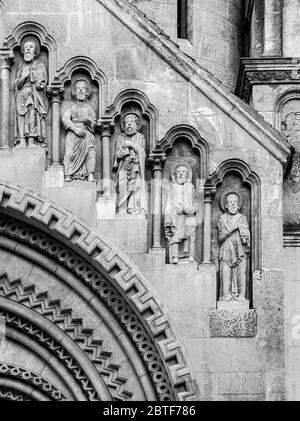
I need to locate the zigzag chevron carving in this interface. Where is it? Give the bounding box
[0,274,132,401]
[0,180,196,401]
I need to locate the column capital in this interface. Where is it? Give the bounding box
[98,119,115,136]
[0,50,14,69]
[149,152,166,171]
[204,180,216,203]
[47,85,65,103]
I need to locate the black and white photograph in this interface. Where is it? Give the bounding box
[0,0,297,408]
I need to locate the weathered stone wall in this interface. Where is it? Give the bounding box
[0,0,287,401]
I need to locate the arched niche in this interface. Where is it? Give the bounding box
[158,125,208,263]
[104,89,158,152]
[55,56,108,118]
[0,179,196,401]
[59,68,101,178]
[5,22,56,149]
[275,89,300,227]
[4,21,57,81]
[209,160,261,305]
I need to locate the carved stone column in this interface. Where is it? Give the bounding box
[149,153,166,253]
[202,182,215,265]
[264,0,283,56]
[45,85,64,187]
[47,85,64,164]
[0,51,14,149]
[97,119,115,220]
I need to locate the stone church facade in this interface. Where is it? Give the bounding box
[0,0,298,401]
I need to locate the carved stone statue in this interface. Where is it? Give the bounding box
[113,108,147,214]
[62,79,97,182]
[14,36,49,148]
[218,192,250,302]
[165,164,197,264]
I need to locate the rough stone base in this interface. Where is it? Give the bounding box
[44,164,64,188]
[209,310,258,338]
[97,217,148,253]
[0,148,46,192]
[97,195,116,220]
[42,181,97,226]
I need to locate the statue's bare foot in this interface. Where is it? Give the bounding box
[189,256,196,263]
[171,257,178,265]
[65,177,72,183]
[88,173,96,182]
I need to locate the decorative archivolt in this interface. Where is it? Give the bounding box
[0,179,196,402]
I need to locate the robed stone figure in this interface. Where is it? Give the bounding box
[113,110,147,214]
[62,79,97,182]
[218,192,250,302]
[165,164,197,264]
[14,36,48,148]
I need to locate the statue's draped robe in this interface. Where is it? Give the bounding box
[165,182,197,256]
[14,60,48,144]
[218,212,250,296]
[62,104,97,180]
[113,132,147,213]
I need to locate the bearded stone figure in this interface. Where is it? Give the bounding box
[165,164,197,265]
[113,109,147,214]
[218,192,250,303]
[62,79,97,182]
[14,36,48,148]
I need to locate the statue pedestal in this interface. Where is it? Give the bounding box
[97,215,148,253]
[0,147,46,193]
[44,164,64,188]
[217,300,250,311]
[97,195,116,220]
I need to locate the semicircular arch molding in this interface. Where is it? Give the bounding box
[0,179,196,402]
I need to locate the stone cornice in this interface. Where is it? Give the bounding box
[237,57,300,103]
[97,0,291,164]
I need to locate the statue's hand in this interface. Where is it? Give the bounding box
[74,128,85,137]
[83,118,92,126]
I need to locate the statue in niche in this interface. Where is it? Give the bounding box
[164,164,197,264]
[113,107,147,214]
[218,192,250,302]
[14,36,49,149]
[62,79,97,182]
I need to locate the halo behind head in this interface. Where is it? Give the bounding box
[21,36,41,57]
[72,78,92,99]
[171,163,193,183]
[220,191,243,212]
